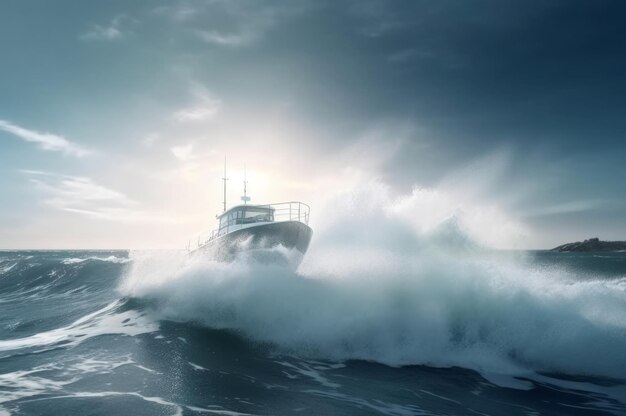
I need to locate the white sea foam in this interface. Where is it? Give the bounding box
[0,263,17,275]
[0,363,69,403]
[185,405,253,415]
[303,389,426,416]
[275,361,341,388]
[119,181,626,380]
[13,390,251,416]
[189,362,209,371]
[22,391,184,416]
[62,256,131,265]
[0,300,157,354]
[0,353,159,408]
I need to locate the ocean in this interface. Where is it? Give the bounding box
[0,249,625,415]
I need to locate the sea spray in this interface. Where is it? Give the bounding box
[119,182,626,379]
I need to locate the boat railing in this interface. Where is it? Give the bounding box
[189,201,310,251]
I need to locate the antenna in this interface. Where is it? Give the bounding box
[241,165,250,205]
[222,157,228,212]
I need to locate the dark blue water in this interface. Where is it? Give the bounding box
[0,250,625,415]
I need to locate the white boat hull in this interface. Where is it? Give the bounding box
[191,220,313,267]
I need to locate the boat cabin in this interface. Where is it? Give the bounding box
[218,205,275,233]
[190,201,309,249]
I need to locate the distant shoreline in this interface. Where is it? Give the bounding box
[551,238,626,252]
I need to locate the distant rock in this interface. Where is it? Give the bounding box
[551,238,626,252]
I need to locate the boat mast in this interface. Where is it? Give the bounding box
[222,157,228,212]
[241,165,250,205]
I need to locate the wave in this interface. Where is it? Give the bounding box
[0,300,157,355]
[61,255,131,265]
[0,262,17,275]
[118,182,626,380]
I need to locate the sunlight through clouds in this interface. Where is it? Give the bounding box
[1,1,625,248]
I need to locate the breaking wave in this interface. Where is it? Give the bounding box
[119,181,626,380]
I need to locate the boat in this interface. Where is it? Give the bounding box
[188,164,313,267]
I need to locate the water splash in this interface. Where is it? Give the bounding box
[119,181,626,379]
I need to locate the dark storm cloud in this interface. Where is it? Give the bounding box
[171,0,626,175]
[268,0,626,150]
[178,0,623,202]
[232,0,626,239]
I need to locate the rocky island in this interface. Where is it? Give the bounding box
[551,238,626,252]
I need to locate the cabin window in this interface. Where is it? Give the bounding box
[219,207,273,230]
[242,207,273,223]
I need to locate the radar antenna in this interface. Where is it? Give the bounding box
[222,157,229,212]
[241,165,250,205]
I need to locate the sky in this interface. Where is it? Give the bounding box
[1,0,625,249]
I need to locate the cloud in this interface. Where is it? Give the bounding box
[80,15,134,41]
[173,85,222,122]
[349,1,405,38]
[152,5,197,22]
[195,29,252,47]
[188,1,306,48]
[82,25,122,41]
[173,102,220,122]
[20,171,169,223]
[0,120,92,157]
[170,144,195,161]
[24,170,134,206]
